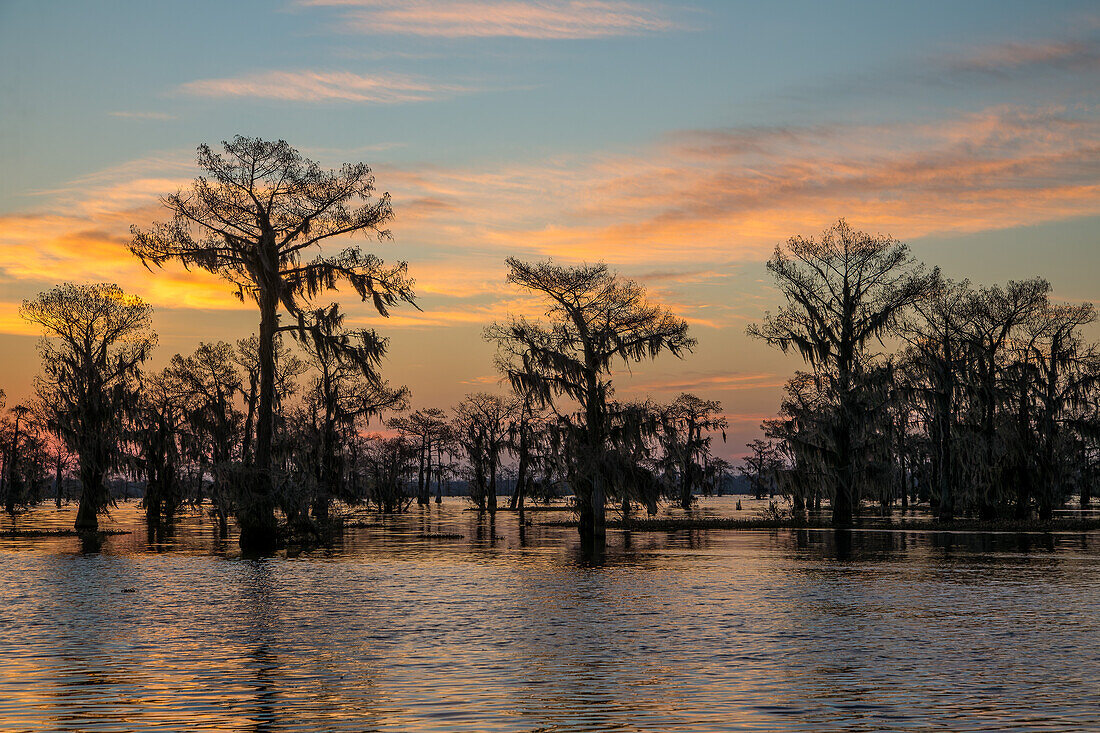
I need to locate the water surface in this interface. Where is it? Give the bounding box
[1,498,1097,731]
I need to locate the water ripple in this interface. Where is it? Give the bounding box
[0,499,1097,731]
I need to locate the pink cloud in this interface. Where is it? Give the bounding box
[298,0,682,39]
[178,70,471,103]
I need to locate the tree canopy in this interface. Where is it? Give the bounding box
[21,283,156,530]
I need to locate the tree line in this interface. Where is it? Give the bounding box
[2,137,1094,548]
[2,137,732,549]
[747,220,1100,525]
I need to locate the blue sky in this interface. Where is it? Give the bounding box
[4,0,1098,198]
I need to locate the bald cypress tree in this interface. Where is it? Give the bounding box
[21,283,156,531]
[749,220,933,525]
[131,136,415,549]
[487,258,695,544]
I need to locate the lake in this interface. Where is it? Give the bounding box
[1,497,1098,732]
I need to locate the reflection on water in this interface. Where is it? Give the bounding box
[1,498,1098,731]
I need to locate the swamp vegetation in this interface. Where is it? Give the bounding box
[3,138,1100,551]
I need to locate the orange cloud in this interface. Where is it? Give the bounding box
[0,213,245,312]
[0,302,40,337]
[298,0,682,39]
[445,105,1100,264]
[5,103,1100,342]
[0,161,253,335]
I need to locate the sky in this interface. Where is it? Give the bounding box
[2,0,1100,459]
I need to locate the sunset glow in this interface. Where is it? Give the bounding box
[3,6,1100,731]
[3,1,1100,458]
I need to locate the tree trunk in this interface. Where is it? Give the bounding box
[474,458,487,512]
[579,369,607,546]
[979,374,998,520]
[898,423,909,511]
[935,413,954,521]
[833,424,854,526]
[5,421,20,516]
[511,435,529,511]
[242,378,257,465]
[241,288,279,552]
[75,464,102,532]
[488,456,497,515]
[577,493,594,542]
[435,444,443,504]
[416,437,429,506]
[145,452,162,527]
[313,408,337,522]
[1038,495,1053,522]
[194,456,205,509]
[590,473,606,543]
[792,492,806,518]
[54,450,63,508]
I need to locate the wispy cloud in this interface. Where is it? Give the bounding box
[632,371,785,394]
[177,70,472,103]
[0,213,247,315]
[481,105,1100,262]
[297,0,683,39]
[384,108,1100,281]
[776,33,1100,107]
[109,111,175,121]
[943,36,1100,79]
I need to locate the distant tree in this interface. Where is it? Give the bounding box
[0,391,6,506]
[1073,368,1100,510]
[131,136,415,549]
[739,439,782,500]
[359,434,417,513]
[1,404,52,516]
[899,277,972,519]
[432,421,459,504]
[451,394,509,513]
[133,369,187,528]
[171,344,241,474]
[658,393,727,509]
[1022,302,1097,520]
[705,457,734,497]
[487,258,694,544]
[604,400,664,516]
[763,372,836,515]
[166,342,243,524]
[505,393,550,513]
[748,220,933,525]
[959,278,1050,518]
[2,404,32,516]
[303,329,408,519]
[21,283,156,531]
[31,384,74,509]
